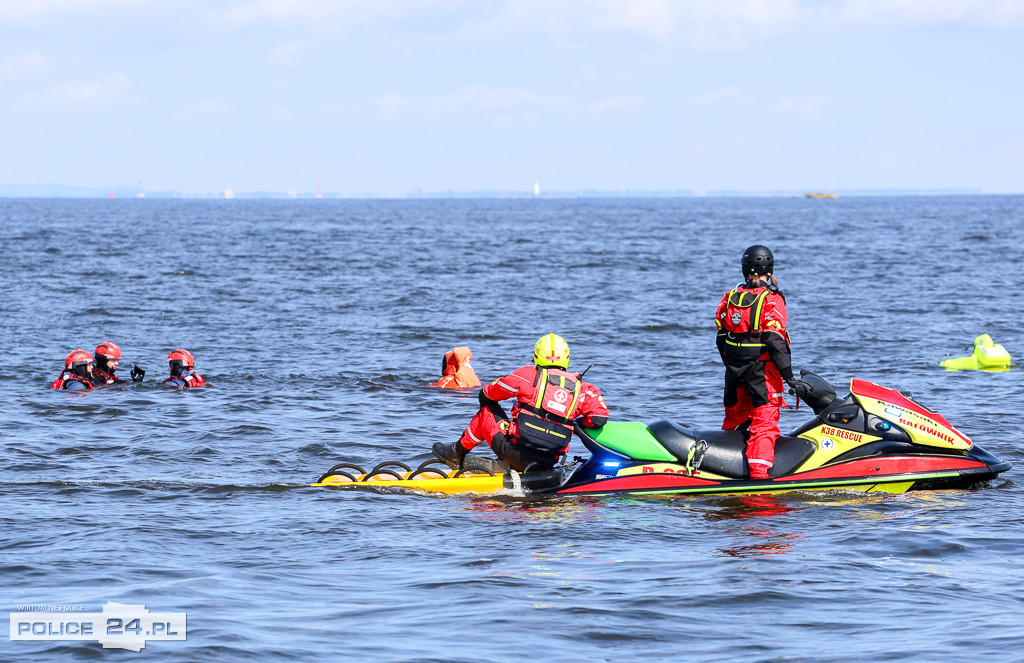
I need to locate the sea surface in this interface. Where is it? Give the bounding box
[1,196,1022,662]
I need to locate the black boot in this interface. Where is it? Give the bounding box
[433,441,468,469]
[462,455,511,474]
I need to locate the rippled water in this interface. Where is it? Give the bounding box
[2,196,1022,661]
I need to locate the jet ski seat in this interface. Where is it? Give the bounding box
[648,420,816,479]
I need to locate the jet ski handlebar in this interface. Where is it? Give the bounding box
[793,369,837,416]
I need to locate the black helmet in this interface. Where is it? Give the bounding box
[741,245,774,277]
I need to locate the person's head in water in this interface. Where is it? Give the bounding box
[94,342,121,375]
[65,349,95,379]
[533,333,570,369]
[167,349,195,378]
[741,245,777,288]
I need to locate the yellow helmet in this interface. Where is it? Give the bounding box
[533,333,570,369]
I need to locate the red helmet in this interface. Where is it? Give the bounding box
[167,349,195,371]
[65,349,93,370]
[95,342,122,360]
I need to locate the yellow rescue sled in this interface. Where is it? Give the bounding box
[312,460,508,495]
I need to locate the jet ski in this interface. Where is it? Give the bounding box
[313,372,1011,497]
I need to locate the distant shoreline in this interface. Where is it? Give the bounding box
[0,186,999,200]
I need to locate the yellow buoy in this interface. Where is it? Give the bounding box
[940,334,1012,371]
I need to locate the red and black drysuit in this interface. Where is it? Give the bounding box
[457,365,609,471]
[715,282,793,478]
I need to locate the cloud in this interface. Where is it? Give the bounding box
[691,86,744,106]
[2,1,1022,48]
[0,52,48,78]
[483,0,1024,43]
[19,72,130,109]
[456,1,802,49]
[205,0,456,30]
[0,0,146,21]
[836,0,1024,27]
[588,1,804,47]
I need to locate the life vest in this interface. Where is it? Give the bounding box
[513,368,582,453]
[92,369,119,385]
[719,284,778,360]
[51,372,94,390]
[165,372,206,388]
[721,284,771,335]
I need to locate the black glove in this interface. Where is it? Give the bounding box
[478,389,497,408]
[130,364,146,382]
[578,415,608,429]
[787,379,812,399]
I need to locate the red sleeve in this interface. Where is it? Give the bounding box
[573,382,609,427]
[714,290,730,331]
[761,292,789,341]
[481,365,535,402]
[760,293,793,382]
[715,289,731,358]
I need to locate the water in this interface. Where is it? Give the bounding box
[2,196,1022,662]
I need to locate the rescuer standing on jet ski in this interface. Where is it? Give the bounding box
[434,333,608,472]
[715,245,811,479]
[91,342,145,385]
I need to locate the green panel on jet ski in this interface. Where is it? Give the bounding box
[587,422,676,462]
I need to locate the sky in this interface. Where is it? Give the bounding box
[1,0,1022,195]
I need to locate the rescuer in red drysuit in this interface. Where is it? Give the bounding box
[430,346,481,389]
[51,350,96,391]
[715,245,811,479]
[164,349,206,389]
[433,333,609,472]
[91,341,145,386]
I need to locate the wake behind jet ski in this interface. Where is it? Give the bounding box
[313,372,1011,497]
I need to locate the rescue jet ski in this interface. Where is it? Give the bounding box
[313,372,1011,497]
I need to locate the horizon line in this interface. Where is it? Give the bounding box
[0,185,1004,200]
